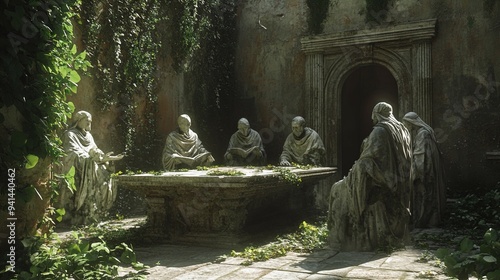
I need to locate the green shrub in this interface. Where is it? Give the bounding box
[436,228,500,280]
[3,232,148,280]
[446,186,500,232]
[229,221,328,265]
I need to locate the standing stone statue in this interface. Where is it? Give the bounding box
[279,116,325,166]
[57,110,124,225]
[224,118,266,166]
[162,114,215,170]
[403,112,446,228]
[328,102,412,251]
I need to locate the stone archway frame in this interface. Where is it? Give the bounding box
[301,19,436,167]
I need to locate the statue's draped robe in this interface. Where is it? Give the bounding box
[280,127,326,166]
[411,127,446,228]
[328,121,412,251]
[58,128,116,225]
[162,128,212,170]
[224,129,266,166]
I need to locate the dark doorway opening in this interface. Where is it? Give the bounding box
[340,64,398,176]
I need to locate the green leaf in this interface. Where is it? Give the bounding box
[77,50,87,60]
[69,243,81,254]
[484,228,498,243]
[66,165,76,177]
[67,101,75,114]
[71,44,77,54]
[482,255,497,263]
[435,248,451,259]
[59,66,69,77]
[65,166,76,192]
[56,208,66,216]
[69,82,77,93]
[79,242,90,253]
[25,154,39,169]
[69,70,81,83]
[460,237,474,253]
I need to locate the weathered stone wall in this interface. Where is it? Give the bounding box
[75,0,500,195]
[235,0,500,191]
[234,0,309,163]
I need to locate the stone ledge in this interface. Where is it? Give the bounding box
[301,19,437,53]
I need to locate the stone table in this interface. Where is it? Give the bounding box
[115,166,336,246]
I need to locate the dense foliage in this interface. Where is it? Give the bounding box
[79,0,239,169]
[436,228,500,280]
[11,232,148,279]
[0,0,89,170]
[79,0,163,170]
[229,221,328,265]
[435,186,500,279]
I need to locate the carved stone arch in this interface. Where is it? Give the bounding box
[325,46,413,119]
[301,19,436,168]
[324,47,412,172]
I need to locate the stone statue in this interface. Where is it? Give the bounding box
[403,112,446,228]
[224,118,266,166]
[328,102,412,251]
[57,110,124,225]
[279,116,325,166]
[162,114,215,170]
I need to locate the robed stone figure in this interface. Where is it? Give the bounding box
[57,110,123,225]
[162,114,214,170]
[224,118,266,166]
[328,102,412,251]
[403,112,446,228]
[279,116,325,166]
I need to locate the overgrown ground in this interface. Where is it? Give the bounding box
[3,184,499,279]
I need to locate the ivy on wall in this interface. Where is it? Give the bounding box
[80,0,239,167]
[185,1,238,158]
[0,0,88,169]
[484,0,500,15]
[306,0,330,35]
[80,0,163,170]
[365,0,390,23]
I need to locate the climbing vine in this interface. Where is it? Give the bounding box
[185,0,238,159]
[306,0,330,35]
[0,0,89,169]
[80,0,163,170]
[80,0,238,169]
[365,0,390,23]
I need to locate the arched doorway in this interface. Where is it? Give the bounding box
[340,64,398,176]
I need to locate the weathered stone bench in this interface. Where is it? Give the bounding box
[115,166,336,246]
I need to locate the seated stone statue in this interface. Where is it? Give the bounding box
[57,110,124,225]
[403,112,446,228]
[328,102,412,251]
[279,116,325,166]
[162,114,215,170]
[224,118,266,166]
